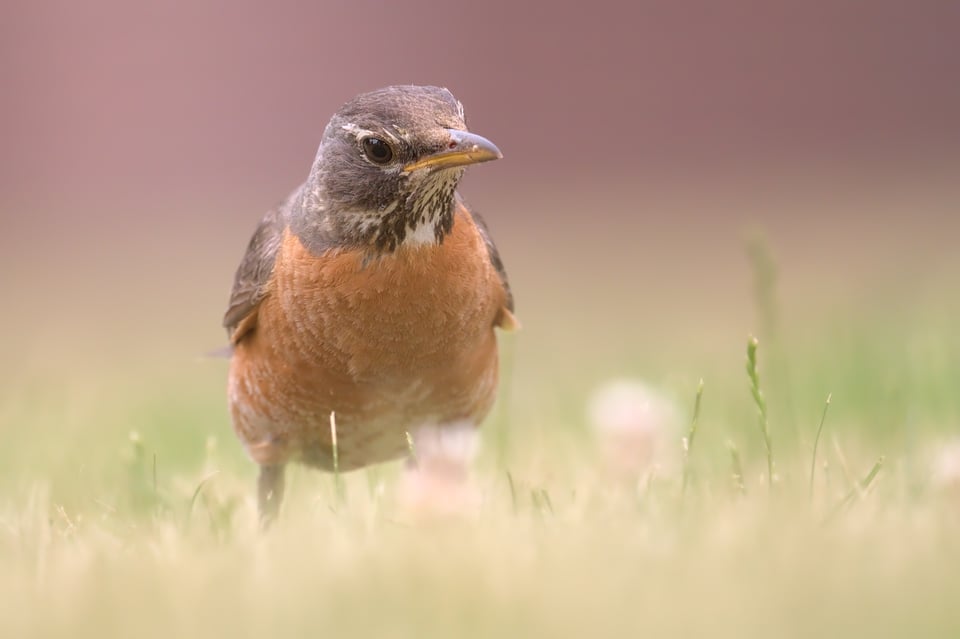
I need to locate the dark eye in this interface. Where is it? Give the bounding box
[362,137,394,164]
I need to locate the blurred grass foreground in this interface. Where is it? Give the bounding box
[2,191,960,638]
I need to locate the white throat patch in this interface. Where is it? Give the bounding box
[397,169,461,247]
[403,220,441,246]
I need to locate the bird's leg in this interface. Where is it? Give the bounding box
[257,464,286,527]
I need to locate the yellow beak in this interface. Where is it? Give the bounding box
[403,130,502,173]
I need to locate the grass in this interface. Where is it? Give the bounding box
[2,238,960,638]
[810,393,833,499]
[681,378,704,499]
[746,335,774,488]
[3,327,960,639]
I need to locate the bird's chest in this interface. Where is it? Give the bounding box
[262,218,501,384]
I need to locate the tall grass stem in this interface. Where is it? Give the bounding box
[809,393,832,500]
[746,335,774,488]
[681,378,705,499]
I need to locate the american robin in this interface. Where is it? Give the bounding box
[223,85,516,521]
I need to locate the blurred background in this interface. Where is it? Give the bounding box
[2,1,959,481]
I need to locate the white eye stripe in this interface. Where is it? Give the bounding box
[340,123,372,137]
[341,123,402,146]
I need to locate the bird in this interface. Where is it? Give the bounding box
[222,85,516,522]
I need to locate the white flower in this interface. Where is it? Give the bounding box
[932,439,960,491]
[588,379,681,476]
[398,422,481,520]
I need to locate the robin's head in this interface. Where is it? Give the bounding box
[302,85,501,252]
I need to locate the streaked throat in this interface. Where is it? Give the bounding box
[373,169,462,251]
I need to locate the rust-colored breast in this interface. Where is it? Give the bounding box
[228,205,508,470]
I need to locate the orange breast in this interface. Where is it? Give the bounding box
[228,206,507,470]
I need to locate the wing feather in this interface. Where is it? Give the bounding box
[223,203,288,343]
[457,195,516,326]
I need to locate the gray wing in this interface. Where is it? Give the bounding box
[458,195,514,313]
[223,203,289,342]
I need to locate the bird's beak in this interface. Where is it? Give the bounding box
[403,130,502,173]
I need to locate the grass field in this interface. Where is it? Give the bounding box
[2,184,960,638]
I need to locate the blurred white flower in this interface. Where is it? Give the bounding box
[398,422,481,520]
[931,439,960,492]
[587,379,682,477]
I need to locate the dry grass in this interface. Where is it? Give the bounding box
[3,443,960,638]
[3,324,960,639]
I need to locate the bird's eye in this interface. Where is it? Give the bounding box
[361,137,394,164]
